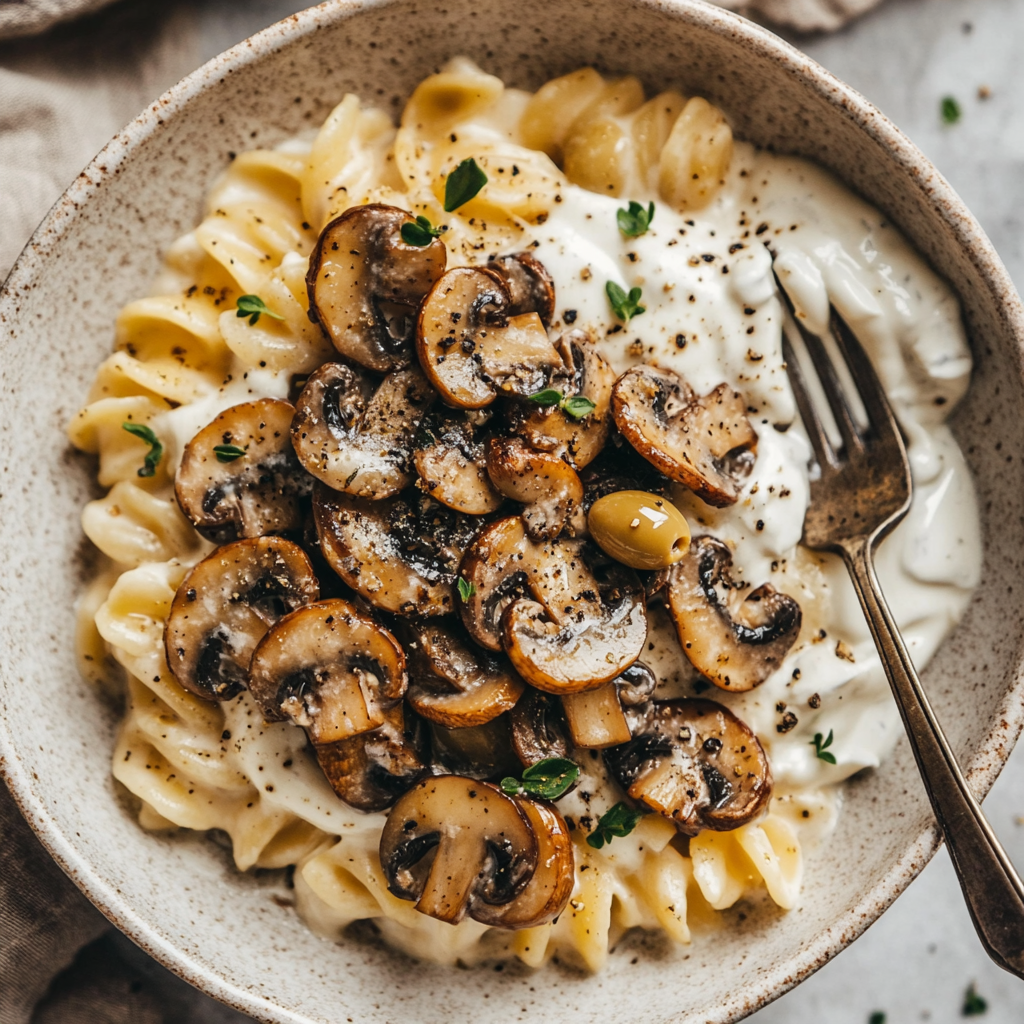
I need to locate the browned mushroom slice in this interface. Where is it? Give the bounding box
[379,776,538,925]
[291,362,434,498]
[306,204,447,373]
[509,690,574,768]
[402,620,525,728]
[604,698,773,835]
[486,436,584,540]
[417,267,566,409]
[316,703,428,811]
[248,599,407,743]
[508,329,616,469]
[314,485,481,617]
[612,365,757,507]
[175,399,311,543]
[164,537,319,702]
[413,415,503,515]
[471,796,574,929]
[459,516,648,692]
[667,535,801,692]
[487,252,556,326]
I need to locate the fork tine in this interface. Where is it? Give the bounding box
[828,310,903,448]
[781,327,836,469]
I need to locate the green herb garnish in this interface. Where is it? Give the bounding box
[941,96,962,125]
[444,157,488,212]
[962,983,987,1017]
[121,422,163,478]
[869,1013,886,1024]
[457,577,476,602]
[617,200,655,238]
[526,389,597,421]
[586,801,644,849]
[606,281,646,323]
[811,729,836,764]
[501,757,580,801]
[401,215,446,247]
[213,444,246,463]
[236,294,285,326]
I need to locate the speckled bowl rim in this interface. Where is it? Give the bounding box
[2,1,1023,1021]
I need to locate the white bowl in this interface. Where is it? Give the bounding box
[3,1,1024,1021]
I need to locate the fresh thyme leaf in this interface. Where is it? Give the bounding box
[235,294,285,326]
[457,577,476,602]
[561,395,596,420]
[121,422,163,478]
[811,729,837,764]
[501,758,580,801]
[868,1014,886,1024]
[213,444,246,463]
[606,281,646,323]
[617,200,655,238]
[586,801,643,849]
[962,983,987,1017]
[528,388,564,406]
[401,215,446,247]
[444,157,488,212]
[345,469,360,487]
[941,96,962,125]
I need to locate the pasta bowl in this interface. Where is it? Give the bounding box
[2,1,1024,1021]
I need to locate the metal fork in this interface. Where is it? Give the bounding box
[780,290,1024,980]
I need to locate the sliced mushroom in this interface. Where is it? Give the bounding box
[508,329,616,469]
[612,365,757,507]
[667,535,801,692]
[306,204,447,373]
[248,599,407,743]
[291,362,434,498]
[401,619,524,728]
[487,252,556,326]
[417,266,566,409]
[316,702,428,811]
[458,516,648,692]
[559,661,657,749]
[413,413,503,515]
[509,689,574,768]
[470,796,574,929]
[314,485,481,617]
[164,537,319,702]
[604,698,773,835]
[379,776,538,924]
[175,399,311,543]
[429,716,521,782]
[486,436,584,540]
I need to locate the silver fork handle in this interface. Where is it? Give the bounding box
[841,536,1024,978]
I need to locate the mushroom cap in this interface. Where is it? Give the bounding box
[248,598,407,744]
[291,362,435,498]
[667,535,802,692]
[611,365,757,507]
[604,697,773,836]
[315,702,428,812]
[508,329,616,470]
[509,689,574,769]
[402,619,525,728]
[487,252,556,327]
[417,266,566,409]
[164,536,319,702]
[314,485,481,617]
[306,204,447,373]
[413,413,503,515]
[486,436,584,540]
[379,776,539,925]
[175,398,311,543]
[470,796,574,929]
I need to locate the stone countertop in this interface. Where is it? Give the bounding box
[4,0,1023,1019]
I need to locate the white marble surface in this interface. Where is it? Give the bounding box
[5,0,1024,1019]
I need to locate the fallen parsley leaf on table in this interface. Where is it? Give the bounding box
[941,96,962,125]
[962,982,987,1016]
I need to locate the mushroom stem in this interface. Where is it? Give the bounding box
[561,684,631,748]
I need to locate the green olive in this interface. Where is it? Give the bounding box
[587,490,691,570]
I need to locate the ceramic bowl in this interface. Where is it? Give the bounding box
[2,1,1023,1021]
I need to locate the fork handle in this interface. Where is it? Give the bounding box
[840,536,1024,978]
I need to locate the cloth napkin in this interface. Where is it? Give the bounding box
[0,0,883,1018]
